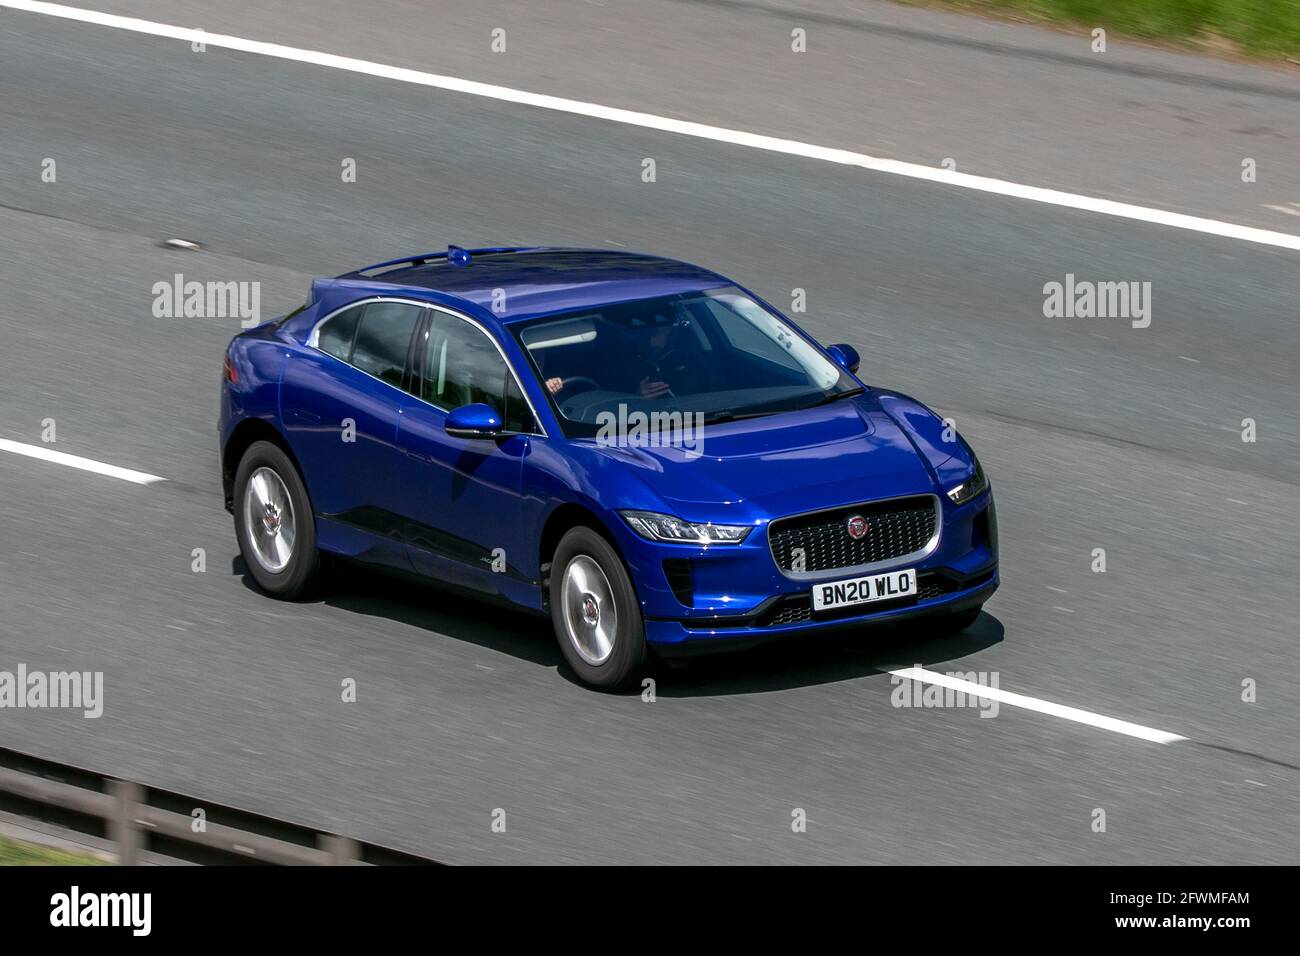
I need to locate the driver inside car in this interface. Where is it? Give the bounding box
[546,311,702,399]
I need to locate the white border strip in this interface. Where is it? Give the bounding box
[889,666,1186,744]
[6,0,1300,253]
[0,439,167,485]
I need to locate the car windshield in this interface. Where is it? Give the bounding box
[512,287,858,438]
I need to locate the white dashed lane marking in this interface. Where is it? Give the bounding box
[0,439,167,485]
[889,667,1187,745]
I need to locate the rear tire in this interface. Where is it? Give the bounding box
[233,440,320,599]
[550,527,647,690]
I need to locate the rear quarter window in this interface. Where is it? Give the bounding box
[316,305,363,360]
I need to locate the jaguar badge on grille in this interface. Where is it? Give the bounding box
[845,514,869,540]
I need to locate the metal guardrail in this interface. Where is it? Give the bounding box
[0,746,436,865]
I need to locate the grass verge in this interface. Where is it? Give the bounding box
[906,1,1300,61]
[0,833,109,866]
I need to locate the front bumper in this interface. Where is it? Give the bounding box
[647,565,997,656]
[613,492,998,653]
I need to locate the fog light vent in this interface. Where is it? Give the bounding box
[662,558,694,607]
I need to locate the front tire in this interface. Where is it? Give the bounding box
[233,440,320,599]
[550,527,647,689]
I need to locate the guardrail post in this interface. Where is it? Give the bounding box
[319,834,359,865]
[1,747,432,864]
[108,779,143,866]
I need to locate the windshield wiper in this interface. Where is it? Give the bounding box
[703,388,865,425]
[802,387,865,409]
[701,409,776,425]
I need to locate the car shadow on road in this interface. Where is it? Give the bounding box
[232,555,564,668]
[233,556,1002,693]
[649,613,1005,698]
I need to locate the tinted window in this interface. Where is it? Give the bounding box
[512,288,851,437]
[423,314,510,413]
[316,305,362,360]
[502,373,535,433]
[351,302,422,387]
[701,297,805,374]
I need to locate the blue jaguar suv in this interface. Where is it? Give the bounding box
[219,247,997,688]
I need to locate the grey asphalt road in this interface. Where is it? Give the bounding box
[68,0,1300,230]
[0,4,1298,864]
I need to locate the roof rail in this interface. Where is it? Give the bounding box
[348,246,536,277]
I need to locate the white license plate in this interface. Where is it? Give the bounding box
[811,568,918,612]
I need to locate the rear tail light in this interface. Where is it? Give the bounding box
[223,352,239,384]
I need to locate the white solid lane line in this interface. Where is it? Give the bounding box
[6,0,1300,254]
[0,439,168,485]
[889,667,1187,744]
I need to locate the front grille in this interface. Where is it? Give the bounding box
[768,496,938,574]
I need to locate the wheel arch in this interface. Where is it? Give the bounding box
[537,503,625,605]
[222,418,307,512]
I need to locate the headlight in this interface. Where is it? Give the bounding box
[947,458,989,505]
[619,510,751,545]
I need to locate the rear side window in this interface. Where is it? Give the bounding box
[316,306,363,360]
[350,302,423,387]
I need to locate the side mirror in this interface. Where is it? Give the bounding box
[445,403,503,439]
[827,343,861,374]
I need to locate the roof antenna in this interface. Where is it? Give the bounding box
[447,245,472,266]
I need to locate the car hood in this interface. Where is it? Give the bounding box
[585,397,938,521]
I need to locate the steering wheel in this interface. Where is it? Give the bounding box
[555,376,600,398]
